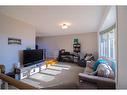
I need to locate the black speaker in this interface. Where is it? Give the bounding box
[36,45,38,49]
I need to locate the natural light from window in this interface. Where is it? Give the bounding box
[100,25,116,60]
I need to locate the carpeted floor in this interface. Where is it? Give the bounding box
[9,62,84,89]
[37,62,84,89]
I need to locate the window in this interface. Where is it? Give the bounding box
[100,25,116,59]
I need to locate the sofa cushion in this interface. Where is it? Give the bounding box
[105,59,116,74]
[97,64,115,79]
[98,57,117,74]
[93,59,107,71]
[86,60,95,68]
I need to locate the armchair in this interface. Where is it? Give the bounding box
[58,49,74,62]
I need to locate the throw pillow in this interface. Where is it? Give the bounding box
[84,66,93,74]
[85,56,91,61]
[97,63,115,79]
[84,60,95,74]
[86,60,95,68]
[99,57,117,74]
[93,59,107,71]
[107,59,117,74]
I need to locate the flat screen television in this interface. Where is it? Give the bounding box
[23,49,43,67]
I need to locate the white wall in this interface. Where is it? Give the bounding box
[117,6,127,89]
[0,13,36,73]
[36,32,98,59]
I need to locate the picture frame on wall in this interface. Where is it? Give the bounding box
[8,38,21,45]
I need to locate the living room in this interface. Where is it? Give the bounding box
[0,5,127,90]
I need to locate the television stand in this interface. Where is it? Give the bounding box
[14,61,45,80]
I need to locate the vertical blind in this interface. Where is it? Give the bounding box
[100,25,116,59]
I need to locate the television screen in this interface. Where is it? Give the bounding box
[34,50,43,62]
[23,49,43,67]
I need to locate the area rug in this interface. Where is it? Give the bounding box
[21,78,43,88]
[40,69,61,76]
[29,73,55,82]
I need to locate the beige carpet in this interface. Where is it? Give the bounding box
[40,69,61,75]
[47,65,70,71]
[53,64,71,68]
[21,62,84,89]
[21,78,43,88]
[29,73,55,82]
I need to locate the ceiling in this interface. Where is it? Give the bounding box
[0,6,107,37]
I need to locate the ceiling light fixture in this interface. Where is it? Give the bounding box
[60,22,71,29]
[62,24,68,29]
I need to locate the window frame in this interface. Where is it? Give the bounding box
[99,24,116,59]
